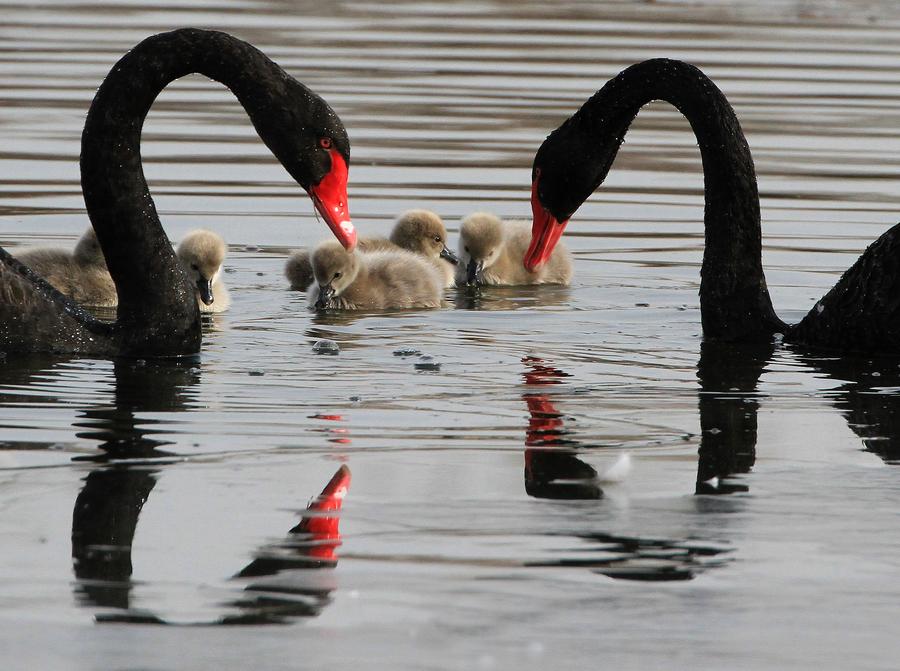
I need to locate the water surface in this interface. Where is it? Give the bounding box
[1,1,900,669]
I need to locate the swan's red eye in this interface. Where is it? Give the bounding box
[319,137,333,149]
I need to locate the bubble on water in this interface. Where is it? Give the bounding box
[414,354,441,371]
[313,339,340,355]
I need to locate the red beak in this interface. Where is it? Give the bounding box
[524,176,568,272]
[309,149,356,250]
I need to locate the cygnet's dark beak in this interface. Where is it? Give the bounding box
[440,246,460,266]
[465,258,484,286]
[315,283,336,310]
[196,278,214,305]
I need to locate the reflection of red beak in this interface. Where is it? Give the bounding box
[293,464,351,560]
[309,149,356,250]
[525,394,563,445]
[524,176,567,272]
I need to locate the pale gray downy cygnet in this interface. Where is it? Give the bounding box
[13,228,117,307]
[176,229,230,313]
[308,240,444,311]
[16,227,230,313]
[456,212,572,287]
[287,208,458,291]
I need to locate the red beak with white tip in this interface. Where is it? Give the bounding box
[524,174,568,272]
[309,149,356,250]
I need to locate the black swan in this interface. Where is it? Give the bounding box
[525,58,900,354]
[0,28,355,357]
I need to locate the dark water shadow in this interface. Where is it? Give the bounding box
[70,358,197,611]
[515,339,896,580]
[521,356,602,500]
[795,350,900,465]
[519,353,743,580]
[694,340,774,495]
[0,353,83,414]
[528,531,733,582]
[50,358,351,625]
[95,464,352,626]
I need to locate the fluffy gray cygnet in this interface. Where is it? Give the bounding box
[457,212,572,286]
[14,227,230,312]
[308,240,444,311]
[287,209,458,291]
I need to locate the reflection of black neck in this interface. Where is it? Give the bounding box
[71,467,157,609]
[71,358,199,611]
[74,358,199,461]
[696,341,773,494]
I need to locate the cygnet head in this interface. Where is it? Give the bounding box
[176,229,227,306]
[392,209,459,266]
[459,212,504,285]
[73,228,105,265]
[311,240,361,309]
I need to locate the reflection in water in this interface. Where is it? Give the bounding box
[223,465,351,625]
[694,342,900,500]
[521,356,602,500]
[71,358,196,613]
[71,467,157,610]
[521,356,732,579]
[695,341,773,495]
[451,285,572,311]
[67,359,351,625]
[801,353,900,465]
[530,531,733,582]
[73,358,199,462]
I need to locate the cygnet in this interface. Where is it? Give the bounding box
[457,212,572,286]
[287,209,458,291]
[176,229,230,313]
[308,240,444,310]
[14,228,117,307]
[14,227,230,312]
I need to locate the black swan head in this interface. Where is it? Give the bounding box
[526,121,604,271]
[248,83,355,248]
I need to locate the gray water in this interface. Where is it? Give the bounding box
[1,1,900,669]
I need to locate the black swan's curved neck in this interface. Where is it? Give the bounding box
[81,29,303,351]
[553,58,786,340]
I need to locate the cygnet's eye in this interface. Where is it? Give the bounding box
[333,271,342,279]
[464,246,469,253]
[190,263,199,271]
[433,236,442,243]
[319,137,333,149]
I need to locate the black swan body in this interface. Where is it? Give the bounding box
[526,58,900,354]
[0,28,355,357]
